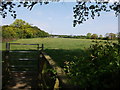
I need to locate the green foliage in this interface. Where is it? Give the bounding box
[51,33,118,40]
[2,38,119,88]
[98,34,103,39]
[86,33,92,39]
[51,35,87,39]
[2,19,49,41]
[105,33,117,40]
[0,1,119,27]
[2,25,18,39]
[73,2,120,27]
[91,34,98,39]
[10,19,31,27]
[64,41,120,89]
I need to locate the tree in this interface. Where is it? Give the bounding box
[109,33,116,40]
[10,19,31,27]
[73,1,120,27]
[105,33,116,40]
[99,35,103,39]
[2,25,18,39]
[86,33,92,39]
[91,34,98,39]
[0,0,120,27]
[2,19,50,40]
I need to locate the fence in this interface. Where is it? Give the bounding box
[3,43,44,89]
[3,43,71,89]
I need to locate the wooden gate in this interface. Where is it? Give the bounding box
[3,43,44,90]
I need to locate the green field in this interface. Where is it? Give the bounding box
[2,38,94,50]
[2,38,117,67]
[2,38,119,89]
[2,38,94,66]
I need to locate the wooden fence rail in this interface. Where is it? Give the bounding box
[40,52,72,89]
[6,43,44,51]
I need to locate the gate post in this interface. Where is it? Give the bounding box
[41,44,44,51]
[6,43,10,51]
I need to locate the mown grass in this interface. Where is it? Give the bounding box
[2,38,117,67]
[2,38,94,50]
[2,38,93,64]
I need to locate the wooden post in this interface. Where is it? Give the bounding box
[6,43,10,51]
[41,44,44,51]
[5,43,10,83]
[41,52,71,88]
[37,44,40,50]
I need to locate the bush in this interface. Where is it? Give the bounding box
[64,41,120,89]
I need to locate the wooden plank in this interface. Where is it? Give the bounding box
[19,58,36,61]
[9,58,36,61]
[11,71,38,73]
[10,71,38,75]
[9,51,38,53]
[10,65,35,68]
[10,43,39,45]
[41,52,71,88]
[11,68,37,74]
[6,43,44,51]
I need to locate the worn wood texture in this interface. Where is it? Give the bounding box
[41,52,71,88]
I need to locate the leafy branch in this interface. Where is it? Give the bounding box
[0,0,120,27]
[73,1,120,27]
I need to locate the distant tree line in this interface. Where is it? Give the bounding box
[2,19,49,41]
[86,33,118,40]
[2,19,118,41]
[51,32,118,40]
[57,35,86,39]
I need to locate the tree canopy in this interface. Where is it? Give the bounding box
[73,1,120,27]
[2,19,50,41]
[10,19,31,27]
[0,0,120,27]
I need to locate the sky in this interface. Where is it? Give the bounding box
[1,2,118,36]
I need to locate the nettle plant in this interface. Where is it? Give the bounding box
[64,41,120,89]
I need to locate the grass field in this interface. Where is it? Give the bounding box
[2,38,94,50]
[2,38,119,89]
[2,38,117,67]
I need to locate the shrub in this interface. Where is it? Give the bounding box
[64,41,120,89]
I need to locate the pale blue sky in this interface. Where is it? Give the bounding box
[2,2,118,36]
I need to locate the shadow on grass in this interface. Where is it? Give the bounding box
[45,49,89,68]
